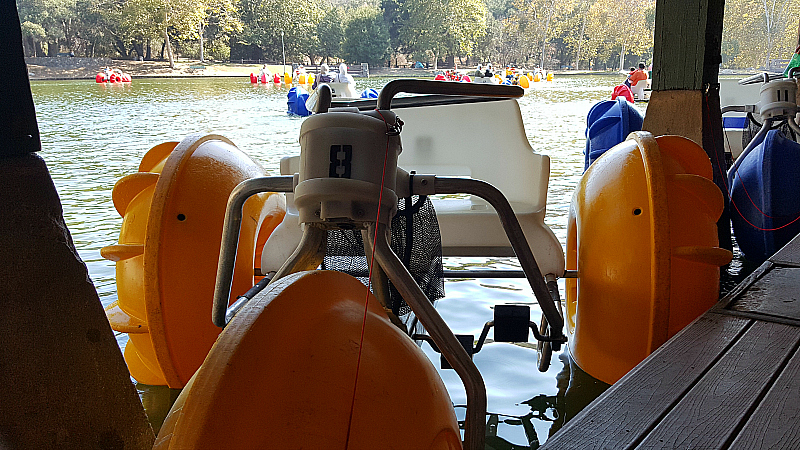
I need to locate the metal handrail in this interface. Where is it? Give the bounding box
[212,175,294,328]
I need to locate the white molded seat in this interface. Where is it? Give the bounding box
[262,98,565,278]
[631,79,648,100]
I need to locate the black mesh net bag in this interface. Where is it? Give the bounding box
[321,195,445,317]
[742,114,798,151]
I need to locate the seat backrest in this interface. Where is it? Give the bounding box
[394,99,549,210]
[281,99,549,211]
[630,79,647,96]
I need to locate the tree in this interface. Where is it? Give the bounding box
[20,21,46,56]
[723,0,800,69]
[342,5,391,66]
[236,0,322,63]
[317,6,345,64]
[399,0,485,68]
[382,0,410,66]
[17,0,78,55]
[580,0,653,70]
[197,0,240,61]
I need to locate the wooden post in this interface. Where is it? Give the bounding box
[0,3,155,447]
[0,0,40,157]
[642,0,731,250]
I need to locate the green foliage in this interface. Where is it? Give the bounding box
[722,0,800,69]
[382,0,409,55]
[317,6,345,63]
[342,5,390,66]
[236,0,322,62]
[21,20,47,38]
[15,0,798,70]
[484,0,514,20]
[399,0,486,66]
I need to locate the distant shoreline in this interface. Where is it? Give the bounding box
[26,57,762,81]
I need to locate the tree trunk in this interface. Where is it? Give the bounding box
[575,3,587,70]
[22,36,32,57]
[619,42,626,71]
[199,23,205,62]
[160,41,166,60]
[146,40,152,60]
[540,2,553,69]
[133,42,144,60]
[164,12,174,69]
[113,38,127,57]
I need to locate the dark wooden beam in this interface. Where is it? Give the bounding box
[651,0,708,91]
[1,3,154,447]
[644,0,731,250]
[702,0,732,251]
[0,0,40,156]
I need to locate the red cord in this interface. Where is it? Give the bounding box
[344,109,393,448]
[704,92,800,231]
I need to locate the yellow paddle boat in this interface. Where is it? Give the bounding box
[101,134,285,388]
[104,80,730,448]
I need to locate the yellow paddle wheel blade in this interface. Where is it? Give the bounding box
[102,134,286,388]
[566,132,732,384]
[155,270,462,450]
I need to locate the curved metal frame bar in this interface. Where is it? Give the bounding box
[431,177,566,346]
[368,222,486,450]
[212,175,294,328]
[377,79,524,110]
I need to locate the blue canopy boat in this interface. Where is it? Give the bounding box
[583,97,644,171]
[729,129,800,262]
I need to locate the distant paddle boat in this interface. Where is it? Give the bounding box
[96,69,131,83]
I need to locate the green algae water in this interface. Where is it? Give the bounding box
[31,75,648,446]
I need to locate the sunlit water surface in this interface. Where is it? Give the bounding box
[32,75,678,446]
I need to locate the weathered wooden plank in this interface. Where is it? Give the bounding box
[728,268,800,321]
[642,91,704,145]
[0,155,155,448]
[770,233,800,266]
[652,0,707,90]
[729,343,800,449]
[716,261,773,310]
[539,314,750,450]
[634,321,800,449]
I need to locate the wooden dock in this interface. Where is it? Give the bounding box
[541,233,800,449]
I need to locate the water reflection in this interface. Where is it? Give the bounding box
[136,383,181,435]
[453,352,609,449]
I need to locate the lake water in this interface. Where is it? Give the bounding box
[31,75,744,447]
